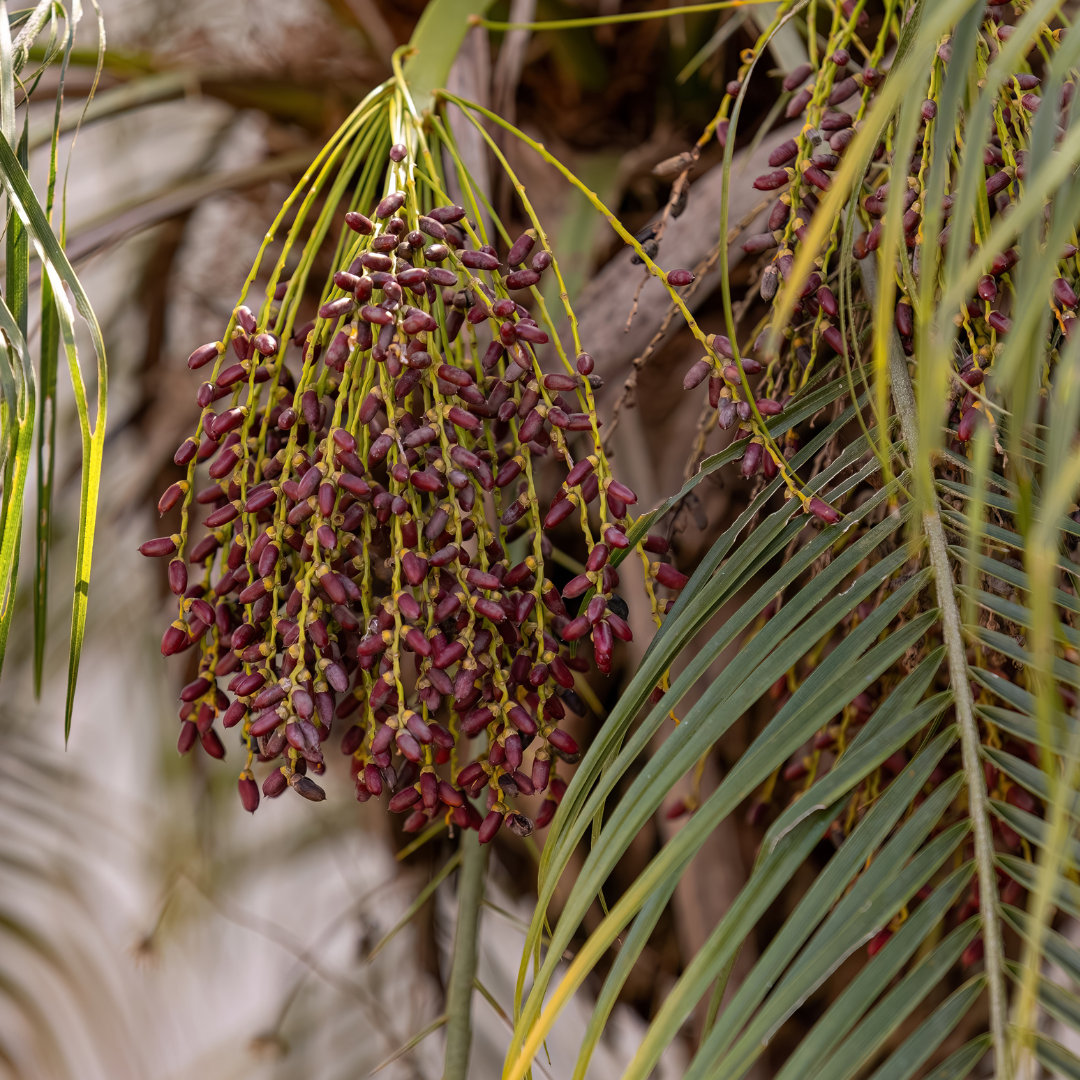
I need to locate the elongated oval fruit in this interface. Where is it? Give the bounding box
[830,127,855,152]
[345,211,373,234]
[1054,278,1079,309]
[640,535,668,558]
[547,728,579,756]
[822,324,846,355]
[782,63,812,91]
[188,342,220,369]
[460,250,500,271]
[808,497,841,524]
[829,76,858,105]
[743,232,778,255]
[215,363,247,389]
[429,204,466,224]
[319,296,355,320]
[254,333,277,356]
[654,563,689,590]
[158,482,187,514]
[238,776,260,813]
[515,323,548,344]
[768,139,798,167]
[360,304,394,326]
[478,809,503,844]
[205,502,239,528]
[168,560,187,595]
[785,88,813,118]
[986,170,1012,198]
[417,214,447,240]
[505,269,541,290]
[260,770,286,798]
[140,536,177,558]
[753,169,791,191]
[990,248,1018,275]
[741,442,763,477]
[375,191,406,217]
[386,786,419,814]
[820,110,852,130]
[565,457,595,487]
[507,232,535,266]
[715,335,741,363]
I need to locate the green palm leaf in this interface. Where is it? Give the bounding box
[783,877,977,1080]
[0,2,107,737]
[1029,1032,1080,1079]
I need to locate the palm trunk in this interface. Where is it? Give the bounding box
[444,828,490,1080]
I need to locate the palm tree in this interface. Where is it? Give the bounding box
[6,0,1080,1076]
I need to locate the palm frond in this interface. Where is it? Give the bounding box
[0,1,109,738]
[490,0,1080,1074]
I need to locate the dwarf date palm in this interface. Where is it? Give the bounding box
[56,0,1080,1076]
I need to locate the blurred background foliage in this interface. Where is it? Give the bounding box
[2,0,792,1075]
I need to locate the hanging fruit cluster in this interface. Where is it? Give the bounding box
[141,126,694,843]
[649,0,1079,477]
[708,1,895,454]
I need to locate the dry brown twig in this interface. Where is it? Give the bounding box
[605,195,771,450]
[624,166,694,333]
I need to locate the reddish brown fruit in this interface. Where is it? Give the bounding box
[238,776,260,813]
[808,497,841,524]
